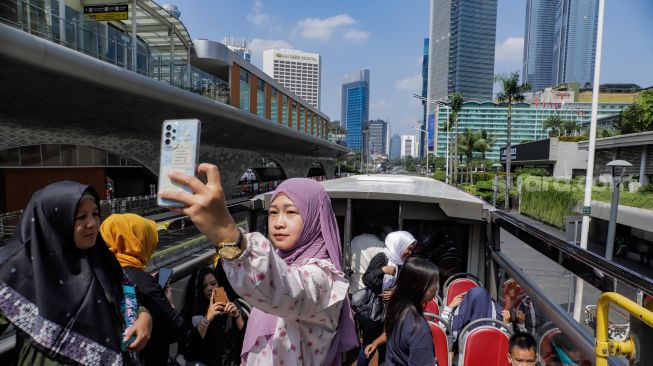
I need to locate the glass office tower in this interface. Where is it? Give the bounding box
[342,69,370,151]
[522,0,557,91]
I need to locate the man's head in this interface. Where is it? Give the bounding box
[508,332,537,366]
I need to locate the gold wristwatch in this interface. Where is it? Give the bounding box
[218,228,244,260]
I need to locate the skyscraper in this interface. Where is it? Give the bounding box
[390,134,401,161]
[263,49,321,109]
[522,0,557,91]
[420,38,429,159]
[367,119,389,155]
[427,0,497,154]
[553,0,599,87]
[341,69,370,151]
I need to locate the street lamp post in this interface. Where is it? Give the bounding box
[413,95,450,180]
[412,125,429,175]
[605,159,632,261]
[492,163,502,207]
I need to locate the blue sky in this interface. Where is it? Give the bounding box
[171,0,653,136]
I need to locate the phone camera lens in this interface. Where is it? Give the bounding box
[166,125,171,131]
[172,129,176,133]
[165,132,171,137]
[172,136,176,140]
[165,139,170,145]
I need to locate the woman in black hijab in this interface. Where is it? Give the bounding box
[0,181,152,365]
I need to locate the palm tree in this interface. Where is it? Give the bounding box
[495,72,530,209]
[561,119,579,136]
[449,92,464,185]
[458,128,480,163]
[543,115,563,137]
[474,129,496,160]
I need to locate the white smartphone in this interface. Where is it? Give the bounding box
[157,119,201,207]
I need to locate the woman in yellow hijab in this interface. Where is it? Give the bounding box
[102,213,158,269]
[101,213,185,365]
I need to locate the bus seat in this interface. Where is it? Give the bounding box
[425,313,452,366]
[458,318,512,366]
[538,327,561,365]
[444,273,480,305]
[423,294,443,318]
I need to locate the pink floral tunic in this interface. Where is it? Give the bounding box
[222,232,349,366]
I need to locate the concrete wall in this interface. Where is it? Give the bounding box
[550,138,588,178]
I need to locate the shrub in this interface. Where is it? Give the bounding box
[514,167,550,177]
[639,183,653,194]
[559,135,589,142]
[433,170,446,181]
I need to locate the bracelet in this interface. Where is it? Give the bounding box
[200,317,210,327]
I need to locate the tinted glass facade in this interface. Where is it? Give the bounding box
[553,0,599,86]
[421,38,429,158]
[368,119,388,155]
[342,69,370,151]
[522,0,557,91]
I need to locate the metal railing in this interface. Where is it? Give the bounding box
[0,0,230,104]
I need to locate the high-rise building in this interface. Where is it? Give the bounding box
[522,0,557,91]
[390,134,401,161]
[553,0,599,87]
[420,38,429,159]
[426,0,497,152]
[367,119,389,155]
[263,49,321,109]
[434,101,629,160]
[341,69,370,151]
[222,35,251,63]
[400,135,418,158]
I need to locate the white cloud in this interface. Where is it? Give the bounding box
[246,0,270,26]
[395,74,422,91]
[343,29,370,42]
[248,39,293,66]
[295,14,359,41]
[495,36,524,61]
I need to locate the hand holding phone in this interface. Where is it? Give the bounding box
[212,287,228,305]
[157,119,201,207]
[157,267,174,289]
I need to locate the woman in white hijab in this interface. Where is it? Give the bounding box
[381,231,417,291]
[359,231,416,366]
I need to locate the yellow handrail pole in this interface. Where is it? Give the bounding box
[595,292,653,366]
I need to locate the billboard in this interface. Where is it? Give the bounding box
[427,113,435,151]
[499,139,550,162]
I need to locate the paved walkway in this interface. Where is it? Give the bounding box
[504,210,653,281]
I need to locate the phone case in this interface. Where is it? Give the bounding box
[157,119,201,207]
[212,287,228,304]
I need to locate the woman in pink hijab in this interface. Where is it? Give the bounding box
[161,164,358,365]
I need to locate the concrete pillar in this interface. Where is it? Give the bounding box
[640,146,649,185]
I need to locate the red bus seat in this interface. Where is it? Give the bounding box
[423,294,443,319]
[445,278,478,305]
[425,313,452,366]
[458,318,512,366]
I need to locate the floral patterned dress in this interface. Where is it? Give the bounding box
[222,232,349,366]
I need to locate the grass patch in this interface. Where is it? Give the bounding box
[519,176,653,228]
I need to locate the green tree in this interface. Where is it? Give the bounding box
[495,71,530,208]
[458,128,480,163]
[613,90,653,134]
[543,115,563,137]
[404,156,417,173]
[449,92,464,185]
[474,129,496,160]
[561,119,579,136]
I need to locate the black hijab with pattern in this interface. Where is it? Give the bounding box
[0,181,125,365]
